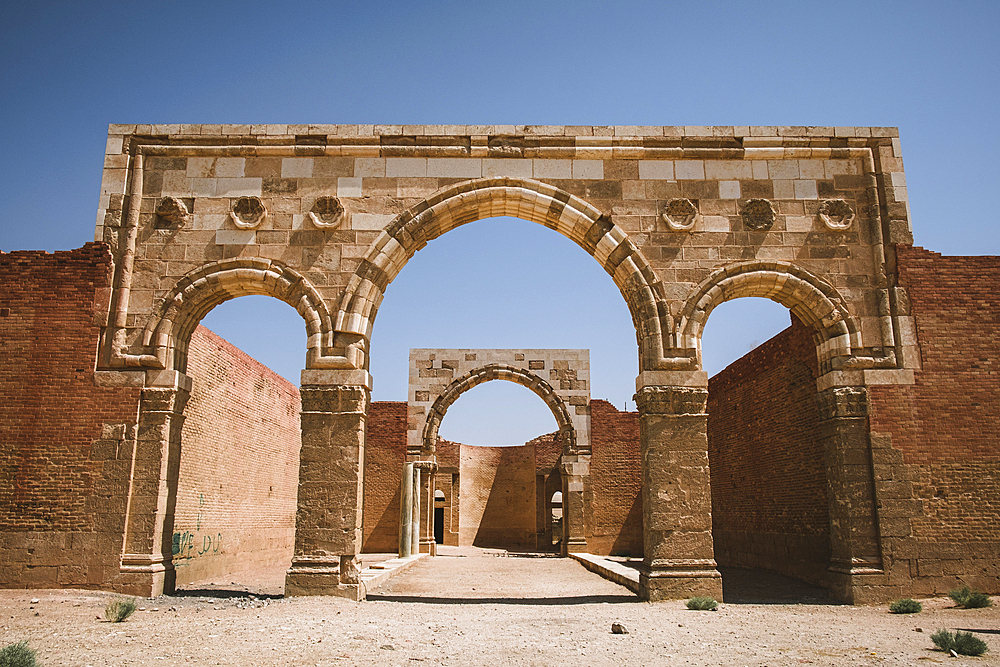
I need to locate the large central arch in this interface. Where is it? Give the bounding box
[335,178,673,373]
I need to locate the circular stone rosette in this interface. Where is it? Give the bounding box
[308,196,346,229]
[230,196,267,229]
[741,198,776,231]
[660,198,699,231]
[818,199,856,231]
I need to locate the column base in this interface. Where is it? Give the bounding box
[639,559,723,602]
[562,538,589,556]
[116,554,175,597]
[284,557,363,600]
[827,561,889,604]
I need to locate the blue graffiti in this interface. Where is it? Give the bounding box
[171,530,221,558]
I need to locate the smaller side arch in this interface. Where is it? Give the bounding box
[421,364,580,456]
[138,258,342,373]
[676,261,862,373]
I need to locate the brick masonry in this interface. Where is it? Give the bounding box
[588,400,642,556]
[171,325,301,586]
[707,315,832,586]
[866,246,1000,595]
[0,244,142,589]
[362,401,407,553]
[0,245,303,590]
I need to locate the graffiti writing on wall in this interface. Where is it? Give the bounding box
[172,495,222,559]
[172,530,222,558]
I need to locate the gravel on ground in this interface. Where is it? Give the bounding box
[1,546,997,666]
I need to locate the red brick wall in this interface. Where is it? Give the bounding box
[589,400,642,556]
[707,315,832,585]
[459,444,536,550]
[170,325,301,587]
[0,244,142,588]
[362,401,407,553]
[867,246,1000,594]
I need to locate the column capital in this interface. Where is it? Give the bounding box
[138,386,190,414]
[816,385,869,420]
[634,385,708,416]
[300,385,369,414]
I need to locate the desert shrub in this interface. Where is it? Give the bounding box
[104,597,137,622]
[931,628,989,656]
[0,640,38,667]
[888,598,922,614]
[685,596,718,611]
[953,631,990,656]
[949,586,993,609]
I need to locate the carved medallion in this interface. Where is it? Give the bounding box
[308,196,346,229]
[818,199,856,231]
[661,198,699,231]
[155,197,190,226]
[741,198,776,231]
[230,196,267,229]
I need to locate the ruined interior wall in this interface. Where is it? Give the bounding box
[459,445,536,550]
[0,244,143,589]
[434,439,461,547]
[867,246,1000,595]
[588,401,643,557]
[172,325,301,586]
[707,314,831,586]
[362,401,407,553]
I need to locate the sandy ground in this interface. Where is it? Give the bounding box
[1,547,997,666]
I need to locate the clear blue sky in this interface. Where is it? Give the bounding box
[2,1,997,445]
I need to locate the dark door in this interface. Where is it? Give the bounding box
[434,507,444,544]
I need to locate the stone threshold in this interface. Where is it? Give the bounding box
[569,553,641,595]
[358,553,428,596]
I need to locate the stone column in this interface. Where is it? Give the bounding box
[415,461,438,555]
[398,462,414,557]
[411,465,421,556]
[635,373,722,601]
[817,385,885,603]
[559,456,590,555]
[116,370,191,597]
[285,380,368,599]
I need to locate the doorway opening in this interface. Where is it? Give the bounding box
[171,295,304,597]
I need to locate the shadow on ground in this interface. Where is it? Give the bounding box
[718,566,839,605]
[172,588,283,600]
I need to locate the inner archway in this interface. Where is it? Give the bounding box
[170,294,305,596]
[703,296,836,597]
[437,381,560,551]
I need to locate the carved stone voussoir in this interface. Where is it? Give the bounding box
[817,386,869,420]
[634,386,708,416]
[300,385,369,414]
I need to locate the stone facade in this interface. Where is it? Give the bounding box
[4,123,997,603]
